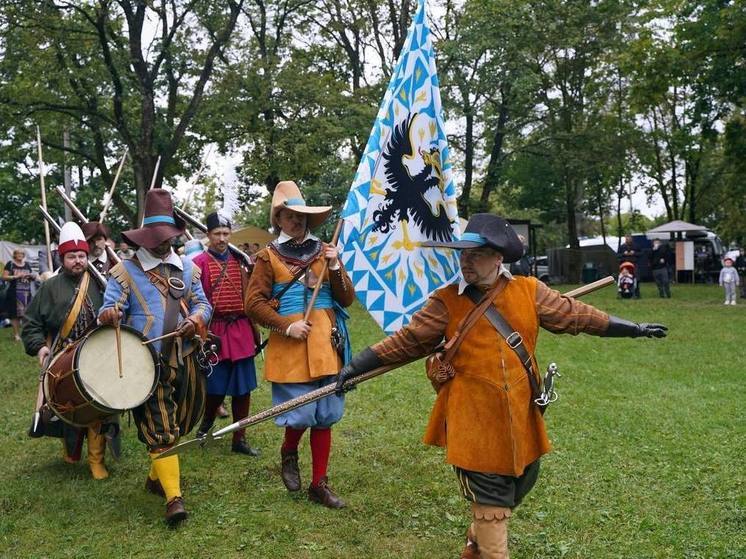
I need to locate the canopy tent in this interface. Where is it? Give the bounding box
[0,241,44,269]
[228,225,276,248]
[647,220,707,234]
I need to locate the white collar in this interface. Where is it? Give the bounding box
[458,264,513,295]
[93,252,108,264]
[136,247,183,271]
[277,230,318,244]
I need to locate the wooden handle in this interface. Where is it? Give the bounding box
[141,330,180,345]
[303,218,344,322]
[564,275,615,298]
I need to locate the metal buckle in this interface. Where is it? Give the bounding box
[506,332,523,348]
[167,277,185,291]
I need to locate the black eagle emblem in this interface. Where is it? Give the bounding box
[372,114,454,242]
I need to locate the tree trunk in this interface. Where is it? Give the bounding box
[458,108,474,218]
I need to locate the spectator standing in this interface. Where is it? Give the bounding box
[735,248,746,299]
[2,249,36,341]
[649,240,672,298]
[719,257,739,305]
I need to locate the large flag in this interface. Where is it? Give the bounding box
[340,0,461,334]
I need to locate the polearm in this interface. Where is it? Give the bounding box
[179,149,212,213]
[157,274,616,459]
[99,148,129,223]
[38,205,107,288]
[173,206,253,268]
[303,218,344,322]
[36,126,53,271]
[54,186,122,268]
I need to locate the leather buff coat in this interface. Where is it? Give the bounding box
[422,279,550,477]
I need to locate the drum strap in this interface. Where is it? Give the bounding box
[60,272,91,341]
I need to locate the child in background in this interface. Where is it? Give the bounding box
[618,263,636,299]
[719,257,739,305]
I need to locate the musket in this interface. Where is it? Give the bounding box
[155,354,429,459]
[36,126,53,271]
[54,186,122,268]
[99,148,129,223]
[173,207,253,268]
[149,156,161,191]
[157,273,617,459]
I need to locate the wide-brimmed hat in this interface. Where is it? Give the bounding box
[122,189,186,249]
[423,213,524,263]
[58,222,89,256]
[270,181,332,230]
[81,221,110,241]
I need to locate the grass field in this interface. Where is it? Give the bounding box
[0,283,744,558]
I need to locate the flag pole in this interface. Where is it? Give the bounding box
[36,126,53,271]
[303,218,344,323]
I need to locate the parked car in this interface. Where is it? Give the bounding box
[532,256,550,285]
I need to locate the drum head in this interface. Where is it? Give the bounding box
[76,326,158,411]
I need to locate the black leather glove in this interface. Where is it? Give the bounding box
[603,316,668,338]
[334,347,383,394]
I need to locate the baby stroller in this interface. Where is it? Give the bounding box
[617,262,637,299]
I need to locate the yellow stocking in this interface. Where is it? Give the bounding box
[149,452,181,502]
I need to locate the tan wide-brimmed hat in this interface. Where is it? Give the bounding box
[271,181,332,230]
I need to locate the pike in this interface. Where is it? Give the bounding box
[55,186,122,267]
[36,126,53,272]
[99,148,129,223]
[304,218,343,322]
[157,275,616,459]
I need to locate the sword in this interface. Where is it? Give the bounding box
[534,362,561,408]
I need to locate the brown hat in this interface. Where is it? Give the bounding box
[271,181,332,230]
[121,189,186,249]
[81,221,110,241]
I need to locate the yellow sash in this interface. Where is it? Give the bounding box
[60,271,91,340]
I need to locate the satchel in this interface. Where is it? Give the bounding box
[425,281,506,392]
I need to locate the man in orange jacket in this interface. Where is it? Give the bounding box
[336,213,667,559]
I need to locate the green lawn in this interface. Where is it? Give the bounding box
[0,283,743,558]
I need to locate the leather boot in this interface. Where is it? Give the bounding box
[308,477,346,509]
[460,525,482,559]
[232,437,260,457]
[165,496,188,525]
[86,427,109,480]
[471,503,511,559]
[280,448,301,492]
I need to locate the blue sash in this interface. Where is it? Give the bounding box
[271,281,351,364]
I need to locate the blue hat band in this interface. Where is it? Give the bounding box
[143,215,176,226]
[284,197,306,207]
[460,232,487,245]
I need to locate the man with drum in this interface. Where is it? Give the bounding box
[21,222,114,480]
[98,188,212,525]
[193,211,260,456]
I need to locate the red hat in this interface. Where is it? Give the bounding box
[81,221,110,241]
[121,189,186,249]
[58,222,89,256]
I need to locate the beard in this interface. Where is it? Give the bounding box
[63,264,86,279]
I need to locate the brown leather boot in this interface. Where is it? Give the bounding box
[145,477,166,498]
[460,526,481,559]
[165,496,188,525]
[280,448,301,492]
[308,477,346,509]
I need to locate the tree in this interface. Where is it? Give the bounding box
[0,0,245,224]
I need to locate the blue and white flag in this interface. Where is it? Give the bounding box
[340,0,461,333]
